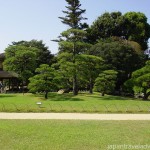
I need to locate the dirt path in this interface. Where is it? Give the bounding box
[0,113,150,120]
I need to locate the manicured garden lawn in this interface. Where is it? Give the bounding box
[0,92,150,113]
[0,120,150,150]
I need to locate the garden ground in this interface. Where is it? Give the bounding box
[0,120,150,150]
[0,92,150,113]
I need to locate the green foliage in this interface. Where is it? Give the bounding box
[53,53,104,93]
[59,28,91,54]
[88,12,126,43]
[76,54,104,93]
[28,64,56,99]
[125,60,150,100]
[52,53,74,90]
[124,12,150,50]
[59,0,87,29]
[94,70,118,96]
[58,0,89,95]
[3,45,37,84]
[89,39,145,90]
[123,78,134,94]
[11,40,54,67]
[88,11,150,50]
[76,54,103,78]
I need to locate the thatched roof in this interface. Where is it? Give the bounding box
[0,53,5,60]
[0,71,18,79]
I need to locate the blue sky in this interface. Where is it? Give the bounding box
[0,0,150,54]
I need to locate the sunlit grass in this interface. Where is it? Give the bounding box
[0,120,150,150]
[0,92,149,113]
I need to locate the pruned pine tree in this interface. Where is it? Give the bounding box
[125,61,150,100]
[76,55,103,94]
[94,70,118,96]
[28,64,55,99]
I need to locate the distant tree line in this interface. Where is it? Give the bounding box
[3,0,150,99]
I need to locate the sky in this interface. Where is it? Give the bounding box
[0,0,150,54]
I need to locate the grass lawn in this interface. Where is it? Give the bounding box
[0,120,150,150]
[0,92,150,113]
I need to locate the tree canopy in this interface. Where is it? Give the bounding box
[11,40,54,67]
[58,0,89,95]
[89,39,146,91]
[125,61,150,100]
[3,45,37,86]
[76,54,103,93]
[59,0,87,29]
[94,70,118,96]
[124,12,150,50]
[88,11,150,50]
[28,64,56,99]
[2,0,150,99]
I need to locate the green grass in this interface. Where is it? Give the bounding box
[0,92,150,113]
[0,120,150,150]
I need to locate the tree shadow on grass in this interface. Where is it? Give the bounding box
[47,93,84,101]
[0,94,17,98]
[87,95,136,101]
[31,93,84,101]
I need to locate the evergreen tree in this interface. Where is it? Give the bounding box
[125,61,150,100]
[94,70,118,96]
[89,39,145,91]
[28,64,56,99]
[59,0,87,29]
[58,0,88,95]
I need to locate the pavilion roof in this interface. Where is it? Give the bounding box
[0,71,18,79]
[0,53,5,60]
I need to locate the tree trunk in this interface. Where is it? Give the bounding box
[45,91,48,99]
[22,81,24,95]
[101,92,105,96]
[89,77,93,94]
[143,91,150,100]
[73,74,78,95]
[143,94,148,100]
[72,42,78,96]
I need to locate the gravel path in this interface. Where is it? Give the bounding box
[0,113,150,120]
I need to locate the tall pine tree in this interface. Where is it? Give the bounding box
[58,0,88,95]
[59,0,87,29]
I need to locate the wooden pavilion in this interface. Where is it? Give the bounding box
[0,53,18,92]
